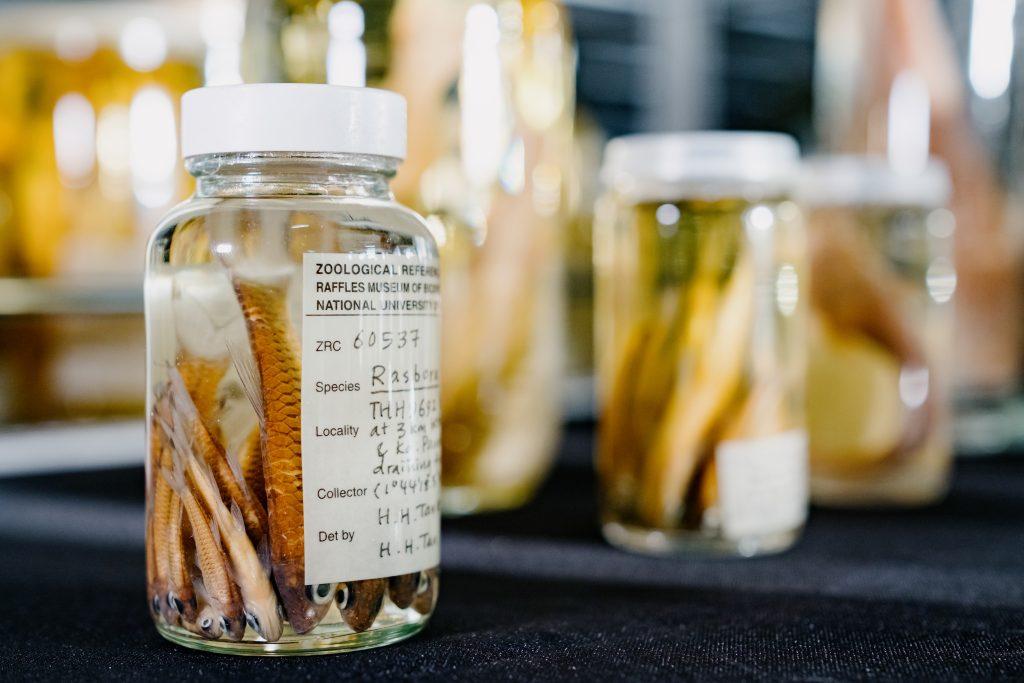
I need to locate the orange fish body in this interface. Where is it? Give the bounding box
[166,494,197,624]
[150,440,178,626]
[239,427,267,509]
[234,278,330,634]
[180,485,247,641]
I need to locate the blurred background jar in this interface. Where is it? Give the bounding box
[0,0,201,424]
[594,132,808,557]
[800,156,956,507]
[814,0,1024,455]
[251,0,576,513]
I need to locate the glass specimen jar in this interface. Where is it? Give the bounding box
[144,84,440,655]
[389,0,573,514]
[594,132,809,557]
[235,0,576,514]
[815,0,1024,455]
[800,156,955,506]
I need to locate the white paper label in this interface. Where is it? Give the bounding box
[301,251,441,585]
[716,429,808,540]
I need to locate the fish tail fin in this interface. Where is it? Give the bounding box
[257,537,272,574]
[221,427,253,498]
[163,369,217,477]
[155,390,196,474]
[193,576,210,602]
[226,336,264,428]
[166,368,202,424]
[228,500,247,536]
[158,379,225,525]
[157,453,188,500]
[206,508,224,549]
[153,389,188,471]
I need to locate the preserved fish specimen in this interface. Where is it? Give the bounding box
[146,84,440,654]
[801,156,955,505]
[815,0,1023,452]
[595,133,808,557]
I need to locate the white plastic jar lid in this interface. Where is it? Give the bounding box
[601,131,801,201]
[798,155,951,208]
[180,84,406,160]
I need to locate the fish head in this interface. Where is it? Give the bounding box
[196,605,224,640]
[305,583,336,606]
[153,585,180,626]
[245,597,283,642]
[338,579,387,633]
[278,580,331,634]
[220,612,246,641]
[168,591,198,624]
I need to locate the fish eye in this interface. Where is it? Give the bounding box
[417,574,429,594]
[245,612,260,632]
[336,585,350,609]
[170,595,185,614]
[200,617,213,631]
[307,583,334,604]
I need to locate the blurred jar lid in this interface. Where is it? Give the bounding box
[601,131,801,202]
[799,155,951,209]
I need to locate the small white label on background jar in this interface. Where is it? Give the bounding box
[715,430,808,540]
[301,251,441,585]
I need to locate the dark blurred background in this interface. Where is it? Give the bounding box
[572,0,816,140]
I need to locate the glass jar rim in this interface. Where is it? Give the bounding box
[798,154,951,208]
[601,131,800,201]
[184,150,401,177]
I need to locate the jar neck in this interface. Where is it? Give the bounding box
[187,152,398,199]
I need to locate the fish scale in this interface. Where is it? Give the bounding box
[176,357,228,445]
[150,439,178,626]
[166,494,197,624]
[239,428,267,508]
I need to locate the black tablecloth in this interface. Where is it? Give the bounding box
[3,424,1024,680]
